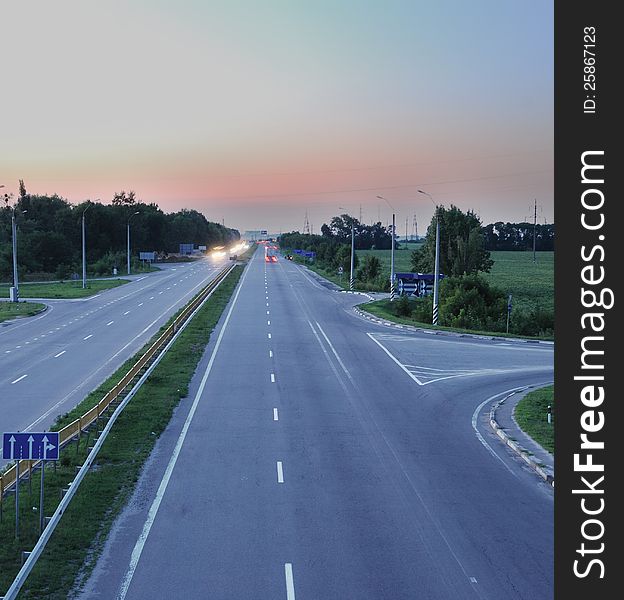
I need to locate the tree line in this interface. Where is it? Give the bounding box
[0,191,239,281]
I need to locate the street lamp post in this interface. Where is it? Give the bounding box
[9,206,27,303]
[339,207,355,291]
[127,211,140,275]
[350,223,355,291]
[418,190,440,325]
[376,195,396,301]
[82,203,91,289]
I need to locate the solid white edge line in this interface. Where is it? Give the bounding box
[116,262,250,600]
[285,563,296,599]
[470,387,530,477]
[277,461,284,483]
[366,333,424,386]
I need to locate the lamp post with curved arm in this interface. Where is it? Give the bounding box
[339,207,355,291]
[376,195,396,301]
[127,211,140,275]
[418,190,440,325]
[82,202,91,289]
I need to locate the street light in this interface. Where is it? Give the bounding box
[127,211,140,275]
[376,195,396,301]
[339,207,355,291]
[10,207,27,302]
[82,202,91,289]
[418,190,441,325]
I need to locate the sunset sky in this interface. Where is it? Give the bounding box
[2,1,553,234]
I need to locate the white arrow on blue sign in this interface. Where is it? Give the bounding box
[2,432,60,461]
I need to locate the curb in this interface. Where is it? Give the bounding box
[489,397,555,487]
[352,306,554,345]
[340,290,376,301]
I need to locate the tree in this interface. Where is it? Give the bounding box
[356,255,381,282]
[19,179,28,199]
[112,190,137,206]
[411,205,493,277]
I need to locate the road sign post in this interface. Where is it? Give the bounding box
[506,294,513,334]
[3,432,60,540]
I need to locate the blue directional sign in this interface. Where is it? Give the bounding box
[2,432,60,461]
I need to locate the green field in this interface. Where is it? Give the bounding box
[0,301,46,322]
[482,251,554,313]
[0,279,129,300]
[356,248,553,312]
[357,245,422,274]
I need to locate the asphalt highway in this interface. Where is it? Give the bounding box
[80,249,554,600]
[0,257,228,462]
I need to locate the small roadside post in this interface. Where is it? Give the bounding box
[506,294,513,334]
[3,432,60,539]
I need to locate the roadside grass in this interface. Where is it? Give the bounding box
[359,299,553,340]
[514,386,554,454]
[0,302,46,323]
[0,279,129,300]
[0,266,244,598]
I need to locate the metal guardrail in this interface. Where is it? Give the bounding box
[0,263,235,501]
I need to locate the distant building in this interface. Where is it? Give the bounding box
[179,243,194,255]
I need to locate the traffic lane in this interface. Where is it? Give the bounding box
[277,260,553,599]
[0,261,229,455]
[89,247,287,599]
[0,259,221,349]
[0,259,226,376]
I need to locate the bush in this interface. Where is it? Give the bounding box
[439,274,507,330]
[394,295,412,317]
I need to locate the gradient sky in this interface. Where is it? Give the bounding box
[1,1,553,234]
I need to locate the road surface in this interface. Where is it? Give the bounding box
[0,258,228,462]
[80,249,554,599]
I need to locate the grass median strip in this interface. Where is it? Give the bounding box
[0,265,244,598]
[0,302,46,323]
[514,385,554,454]
[0,279,129,300]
